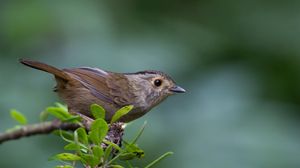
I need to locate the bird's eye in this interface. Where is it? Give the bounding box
[154,79,162,87]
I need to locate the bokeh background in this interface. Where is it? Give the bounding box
[1,1,300,168]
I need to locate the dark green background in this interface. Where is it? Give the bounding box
[1,1,300,167]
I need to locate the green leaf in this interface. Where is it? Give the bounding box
[53,130,74,143]
[64,143,79,151]
[76,128,88,145]
[111,105,134,124]
[39,110,49,122]
[110,165,124,168]
[103,139,123,152]
[103,144,113,163]
[55,102,68,111]
[46,107,71,121]
[92,146,104,158]
[91,146,103,166]
[81,154,99,167]
[73,128,82,154]
[46,105,80,123]
[144,152,173,168]
[119,153,137,161]
[126,161,134,168]
[124,142,143,154]
[88,118,108,145]
[90,104,105,119]
[55,165,74,168]
[10,109,27,125]
[64,142,89,153]
[63,115,82,123]
[120,143,144,160]
[119,141,145,161]
[81,154,93,165]
[50,153,81,161]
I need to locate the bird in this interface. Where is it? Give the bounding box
[20,59,185,122]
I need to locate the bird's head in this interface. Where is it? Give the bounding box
[125,70,185,108]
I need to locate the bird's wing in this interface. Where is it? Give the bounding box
[63,67,133,107]
[106,73,136,106]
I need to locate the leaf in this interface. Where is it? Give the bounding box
[53,130,74,143]
[111,105,134,124]
[103,140,122,152]
[55,102,68,111]
[10,109,27,125]
[103,144,113,163]
[122,140,145,160]
[39,110,49,122]
[92,146,104,159]
[73,128,83,155]
[119,153,137,161]
[55,165,74,168]
[50,153,81,161]
[46,107,71,121]
[81,154,99,167]
[144,152,173,168]
[110,165,124,168]
[64,143,79,151]
[88,118,108,145]
[63,115,82,123]
[75,128,88,145]
[81,154,93,165]
[64,142,89,153]
[91,146,103,166]
[126,161,134,168]
[90,104,105,119]
[120,144,144,160]
[124,142,143,154]
[47,106,80,123]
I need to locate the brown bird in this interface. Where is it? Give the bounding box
[20,59,185,122]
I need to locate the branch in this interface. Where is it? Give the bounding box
[0,120,125,146]
[0,120,79,144]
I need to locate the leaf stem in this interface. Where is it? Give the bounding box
[144,152,173,168]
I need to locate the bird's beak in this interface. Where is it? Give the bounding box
[170,85,186,93]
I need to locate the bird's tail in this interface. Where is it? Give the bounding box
[19,59,70,80]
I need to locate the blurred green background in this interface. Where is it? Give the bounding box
[1,1,300,168]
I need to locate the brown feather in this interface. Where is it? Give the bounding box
[107,73,134,106]
[19,59,70,81]
[63,68,115,104]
